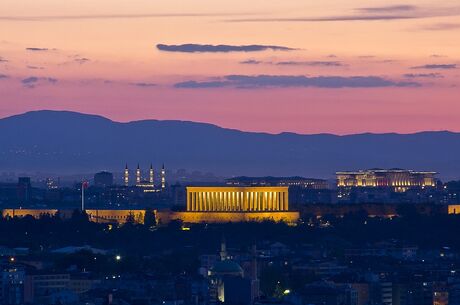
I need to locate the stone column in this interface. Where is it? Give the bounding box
[258,192,262,211]
[263,192,267,211]
[195,192,198,211]
[191,192,195,211]
[284,191,289,210]
[211,192,215,211]
[230,192,234,211]
[271,192,274,211]
[280,192,284,211]
[278,192,282,211]
[275,192,279,211]
[200,192,204,211]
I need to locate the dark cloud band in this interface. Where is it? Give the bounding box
[227,6,460,23]
[26,47,49,51]
[357,5,417,13]
[276,61,343,67]
[403,73,443,78]
[156,44,295,53]
[175,75,419,89]
[130,82,157,87]
[239,60,344,67]
[411,64,457,70]
[21,76,58,88]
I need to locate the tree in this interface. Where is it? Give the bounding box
[144,208,157,228]
[260,265,287,297]
[71,209,89,223]
[125,212,135,224]
[396,204,419,219]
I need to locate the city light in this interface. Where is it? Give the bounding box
[2,0,458,303]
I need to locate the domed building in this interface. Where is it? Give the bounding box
[210,260,244,278]
[209,238,244,303]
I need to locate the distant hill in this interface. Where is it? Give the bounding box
[0,110,459,180]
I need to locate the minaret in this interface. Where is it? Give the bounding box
[220,237,227,261]
[251,244,258,280]
[161,164,166,189]
[124,164,129,186]
[149,164,155,186]
[136,164,141,184]
[251,244,260,300]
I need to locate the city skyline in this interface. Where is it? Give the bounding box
[1,0,460,134]
[2,2,460,304]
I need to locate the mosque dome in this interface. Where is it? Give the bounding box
[210,260,244,276]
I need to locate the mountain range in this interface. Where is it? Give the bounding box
[1,110,459,180]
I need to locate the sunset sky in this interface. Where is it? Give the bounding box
[0,0,459,134]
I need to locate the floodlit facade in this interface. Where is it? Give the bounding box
[337,169,437,191]
[2,187,299,224]
[2,209,147,224]
[186,186,289,212]
[180,186,298,223]
[225,176,329,190]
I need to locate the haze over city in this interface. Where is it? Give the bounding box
[3,2,460,305]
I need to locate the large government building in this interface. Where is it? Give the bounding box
[186,187,289,212]
[175,186,299,223]
[336,169,437,191]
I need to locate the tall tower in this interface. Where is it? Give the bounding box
[136,164,141,184]
[149,164,155,186]
[220,237,227,261]
[161,164,166,189]
[251,244,260,300]
[124,164,129,186]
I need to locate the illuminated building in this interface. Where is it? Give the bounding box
[2,209,148,224]
[448,205,460,214]
[187,186,289,212]
[45,178,59,190]
[124,164,129,186]
[135,182,158,193]
[226,176,329,190]
[2,186,299,224]
[124,163,166,193]
[136,164,141,184]
[135,165,156,192]
[161,164,166,189]
[178,186,299,223]
[149,164,155,186]
[1,266,25,305]
[226,177,331,207]
[124,163,165,190]
[336,169,437,192]
[209,238,244,303]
